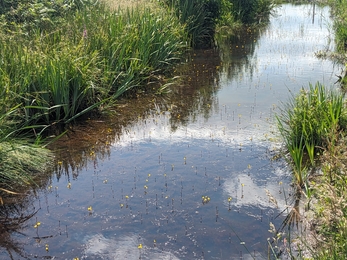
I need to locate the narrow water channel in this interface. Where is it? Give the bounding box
[0,4,343,260]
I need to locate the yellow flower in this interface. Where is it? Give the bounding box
[88,206,92,211]
[67,182,71,189]
[228,197,232,202]
[125,195,129,199]
[45,244,49,251]
[58,161,63,165]
[34,222,41,228]
[138,244,143,249]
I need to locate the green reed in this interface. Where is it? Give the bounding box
[0,2,188,128]
[229,0,276,24]
[276,82,345,187]
[331,0,347,52]
[162,0,220,48]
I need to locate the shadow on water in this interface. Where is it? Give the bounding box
[0,3,344,259]
[0,198,38,259]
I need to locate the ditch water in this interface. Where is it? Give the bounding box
[0,4,343,260]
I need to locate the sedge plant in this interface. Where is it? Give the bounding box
[276,82,344,188]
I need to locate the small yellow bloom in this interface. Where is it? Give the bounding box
[138,244,143,249]
[34,221,41,228]
[144,185,148,189]
[67,182,71,189]
[241,183,245,187]
[148,173,151,177]
[88,206,92,211]
[58,161,63,165]
[45,244,49,252]
[120,203,124,208]
[228,197,232,202]
[125,195,129,199]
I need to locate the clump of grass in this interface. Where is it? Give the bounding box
[0,140,52,191]
[229,0,277,24]
[161,0,221,48]
[276,82,345,187]
[0,105,53,194]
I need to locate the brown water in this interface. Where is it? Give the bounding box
[0,4,343,260]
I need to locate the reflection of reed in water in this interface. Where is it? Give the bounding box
[271,190,302,259]
[0,202,38,259]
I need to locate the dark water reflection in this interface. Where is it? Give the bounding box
[0,4,343,259]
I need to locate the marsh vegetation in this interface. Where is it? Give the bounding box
[1,0,347,259]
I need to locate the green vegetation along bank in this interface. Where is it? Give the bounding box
[275,0,347,258]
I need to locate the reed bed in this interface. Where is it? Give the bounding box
[0,1,188,128]
[276,82,345,187]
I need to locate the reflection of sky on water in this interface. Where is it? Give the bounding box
[0,4,343,260]
[83,234,180,260]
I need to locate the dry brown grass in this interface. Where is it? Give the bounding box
[102,0,156,10]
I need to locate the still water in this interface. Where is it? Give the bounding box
[0,4,343,260]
